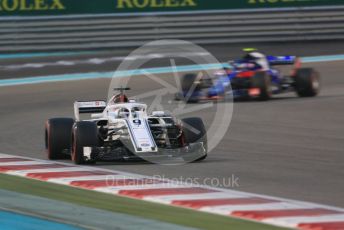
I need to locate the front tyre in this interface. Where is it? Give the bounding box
[72,121,99,165]
[45,118,74,160]
[180,73,201,103]
[251,71,272,101]
[294,68,320,97]
[182,117,207,162]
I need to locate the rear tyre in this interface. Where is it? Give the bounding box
[251,71,272,101]
[181,73,201,103]
[182,117,207,162]
[45,118,74,160]
[72,121,99,165]
[294,68,320,97]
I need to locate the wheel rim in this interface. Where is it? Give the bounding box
[71,133,76,162]
[265,76,272,97]
[311,75,320,91]
[45,122,51,158]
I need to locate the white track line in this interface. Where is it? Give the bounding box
[6,167,94,175]
[0,153,21,158]
[95,183,194,194]
[201,202,316,214]
[143,192,249,204]
[49,175,129,185]
[0,161,53,166]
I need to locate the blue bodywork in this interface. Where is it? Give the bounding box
[182,55,297,100]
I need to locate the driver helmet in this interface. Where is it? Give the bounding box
[243,48,265,60]
[113,94,129,103]
[242,48,269,70]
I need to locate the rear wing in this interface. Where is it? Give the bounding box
[267,56,297,66]
[74,101,106,121]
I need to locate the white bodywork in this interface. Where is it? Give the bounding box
[74,100,160,153]
[248,51,270,71]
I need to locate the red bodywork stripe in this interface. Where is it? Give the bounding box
[237,71,254,78]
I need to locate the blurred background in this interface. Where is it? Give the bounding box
[0,0,344,53]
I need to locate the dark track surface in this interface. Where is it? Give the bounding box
[0,42,343,207]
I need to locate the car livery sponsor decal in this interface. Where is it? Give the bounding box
[127,119,157,152]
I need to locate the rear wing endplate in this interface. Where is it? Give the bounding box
[74,101,106,121]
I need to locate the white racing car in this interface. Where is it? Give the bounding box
[45,88,207,164]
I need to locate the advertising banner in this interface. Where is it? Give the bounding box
[0,0,343,16]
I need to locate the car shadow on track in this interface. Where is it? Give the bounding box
[92,161,153,166]
[233,95,326,103]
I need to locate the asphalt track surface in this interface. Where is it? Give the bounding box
[0,42,343,208]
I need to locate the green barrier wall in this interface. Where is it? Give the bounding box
[0,0,343,16]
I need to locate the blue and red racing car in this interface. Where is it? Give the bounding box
[176,49,320,102]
